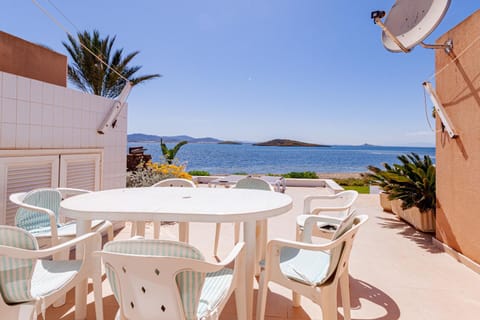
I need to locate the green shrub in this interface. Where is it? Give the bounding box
[334,177,369,187]
[342,185,370,194]
[282,171,318,179]
[188,170,210,176]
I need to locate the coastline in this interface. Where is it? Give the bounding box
[209,172,365,179]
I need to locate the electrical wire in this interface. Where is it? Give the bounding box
[31,0,129,83]
[425,33,480,82]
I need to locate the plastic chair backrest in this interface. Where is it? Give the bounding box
[325,209,358,279]
[152,178,196,188]
[329,214,367,282]
[0,226,38,303]
[334,190,358,207]
[103,240,205,320]
[234,177,274,191]
[15,189,62,231]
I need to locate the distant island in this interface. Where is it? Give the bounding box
[254,139,329,147]
[128,133,221,144]
[218,141,242,145]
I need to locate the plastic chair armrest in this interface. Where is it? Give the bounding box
[10,199,59,240]
[303,194,350,214]
[0,232,101,259]
[218,242,245,267]
[267,238,342,257]
[57,188,91,198]
[302,215,343,242]
[310,206,350,215]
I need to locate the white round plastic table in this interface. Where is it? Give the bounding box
[60,187,293,320]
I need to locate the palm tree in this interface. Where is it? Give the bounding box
[160,139,188,164]
[63,30,160,98]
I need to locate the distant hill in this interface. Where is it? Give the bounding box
[254,139,329,147]
[128,133,221,144]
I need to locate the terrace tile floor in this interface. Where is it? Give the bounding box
[46,187,480,319]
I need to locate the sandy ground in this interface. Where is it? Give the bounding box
[315,172,364,179]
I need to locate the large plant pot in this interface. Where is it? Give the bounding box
[392,200,435,233]
[379,192,393,213]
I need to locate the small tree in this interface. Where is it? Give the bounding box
[160,139,188,164]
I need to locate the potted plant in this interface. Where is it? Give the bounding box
[364,163,399,213]
[367,153,436,232]
[386,153,436,232]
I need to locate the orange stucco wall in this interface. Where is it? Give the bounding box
[435,10,480,264]
[0,31,66,86]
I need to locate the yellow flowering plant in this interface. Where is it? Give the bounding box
[126,160,192,187]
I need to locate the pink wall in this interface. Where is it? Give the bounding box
[435,10,480,264]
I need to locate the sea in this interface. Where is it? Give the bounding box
[127,142,435,175]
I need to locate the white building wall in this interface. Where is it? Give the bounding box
[0,70,127,190]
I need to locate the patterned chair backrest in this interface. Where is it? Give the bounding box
[15,189,62,232]
[234,177,273,191]
[102,240,205,320]
[0,226,38,304]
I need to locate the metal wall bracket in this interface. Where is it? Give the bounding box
[97,82,132,134]
[423,81,458,138]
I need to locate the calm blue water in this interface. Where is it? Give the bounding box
[128,142,435,174]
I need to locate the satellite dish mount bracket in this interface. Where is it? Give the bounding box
[420,39,453,54]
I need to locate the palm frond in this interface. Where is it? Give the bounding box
[63,30,160,98]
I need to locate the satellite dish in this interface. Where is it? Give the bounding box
[372,0,452,53]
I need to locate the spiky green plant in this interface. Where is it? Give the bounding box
[366,153,436,214]
[160,139,188,164]
[63,30,160,98]
[386,153,435,213]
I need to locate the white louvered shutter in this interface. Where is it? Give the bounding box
[59,154,101,191]
[0,156,59,225]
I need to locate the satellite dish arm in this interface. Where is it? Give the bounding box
[97,82,132,134]
[371,11,411,53]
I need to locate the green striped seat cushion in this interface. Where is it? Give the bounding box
[0,225,38,303]
[197,268,233,318]
[15,189,62,232]
[104,240,207,320]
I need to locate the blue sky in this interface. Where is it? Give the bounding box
[1,1,478,146]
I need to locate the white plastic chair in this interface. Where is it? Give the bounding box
[130,178,196,241]
[296,190,358,241]
[9,188,114,248]
[256,213,368,320]
[0,225,103,320]
[97,239,246,320]
[213,177,274,259]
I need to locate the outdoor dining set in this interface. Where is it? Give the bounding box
[0,176,366,320]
